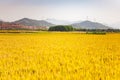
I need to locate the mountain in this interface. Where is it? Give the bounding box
[0,18,114,30]
[110,22,120,29]
[72,20,111,29]
[0,21,26,29]
[0,18,54,30]
[14,18,54,28]
[0,19,2,21]
[45,18,75,25]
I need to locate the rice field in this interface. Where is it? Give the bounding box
[0,32,120,80]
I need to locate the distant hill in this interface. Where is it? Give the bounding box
[0,21,26,29]
[110,22,120,29]
[14,18,54,28]
[0,18,54,30]
[72,20,111,29]
[0,19,114,30]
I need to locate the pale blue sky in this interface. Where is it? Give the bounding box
[0,0,120,28]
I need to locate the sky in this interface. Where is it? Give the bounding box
[0,0,120,28]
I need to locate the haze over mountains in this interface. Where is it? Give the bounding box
[110,22,120,29]
[45,19,76,25]
[72,21,111,29]
[0,18,113,30]
[45,19,111,29]
[14,18,54,28]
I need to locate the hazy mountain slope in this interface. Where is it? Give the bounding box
[72,20,111,29]
[14,18,54,28]
[110,22,120,29]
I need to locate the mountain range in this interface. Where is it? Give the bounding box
[0,18,112,30]
[110,22,120,29]
[14,18,54,28]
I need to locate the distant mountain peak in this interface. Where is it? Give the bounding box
[22,18,29,20]
[14,18,54,28]
[19,18,31,21]
[81,20,98,24]
[72,20,111,29]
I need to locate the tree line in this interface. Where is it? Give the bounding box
[48,25,120,32]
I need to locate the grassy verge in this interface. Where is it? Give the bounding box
[0,30,40,33]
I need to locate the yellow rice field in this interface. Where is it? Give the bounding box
[0,32,120,80]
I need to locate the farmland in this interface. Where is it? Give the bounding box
[0,32,120,80]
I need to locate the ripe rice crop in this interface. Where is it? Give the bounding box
[0,32,120,80]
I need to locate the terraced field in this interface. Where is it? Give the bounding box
[0,32,120,80]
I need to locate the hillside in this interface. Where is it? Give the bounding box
[0,21,25,29]
[0,19,113,30]
[14,18,54,28]
[72,20,111,29]
[0,18,55,30]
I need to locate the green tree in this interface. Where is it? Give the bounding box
[48,25,74,31]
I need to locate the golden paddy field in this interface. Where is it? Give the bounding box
[0,32,120,80]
